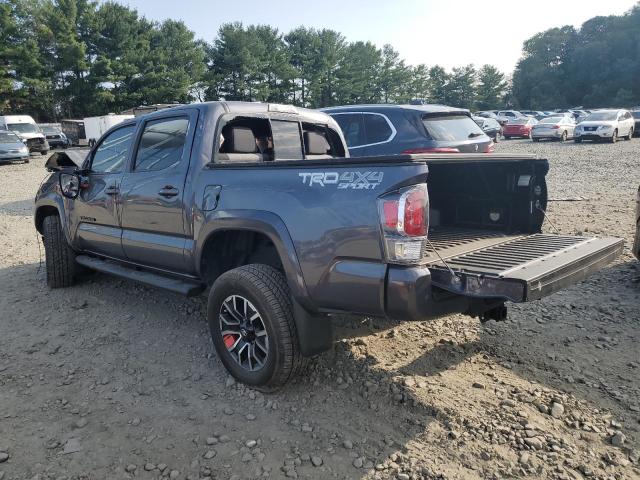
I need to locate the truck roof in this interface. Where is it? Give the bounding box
[131,101,335,126]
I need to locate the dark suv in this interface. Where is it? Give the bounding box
[322,104,493,156]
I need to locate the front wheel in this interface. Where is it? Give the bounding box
[560,131,567,142]
[627,128,634,140]
[207,264,303,392]
[610,130,618,143]
[42,215,78,288]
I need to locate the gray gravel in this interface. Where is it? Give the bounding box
[0,141,638,479]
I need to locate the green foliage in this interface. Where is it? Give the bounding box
[1,0,525,119]
[512,4,640,108]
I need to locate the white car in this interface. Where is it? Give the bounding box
[574,109,635,143]
[531,115,576,141]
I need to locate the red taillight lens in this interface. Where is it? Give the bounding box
[484,142,495,153]
[552,125,560,129]
[401,147,460,154]
[403,188,427,236]
[383,200,399,229]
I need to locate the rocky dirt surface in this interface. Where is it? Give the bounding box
[0,139,638,480]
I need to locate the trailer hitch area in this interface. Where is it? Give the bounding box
[480,304,508,323]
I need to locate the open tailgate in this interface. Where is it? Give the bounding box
[426,232,623,302]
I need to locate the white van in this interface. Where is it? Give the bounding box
[0,115,49,154]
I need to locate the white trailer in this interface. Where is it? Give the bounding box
[83,114,134,146]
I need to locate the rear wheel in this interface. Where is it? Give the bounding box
[207,264,303,392]
[560,131,567,142]
[42,215,78,288]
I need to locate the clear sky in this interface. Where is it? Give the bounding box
[117,0,637,73]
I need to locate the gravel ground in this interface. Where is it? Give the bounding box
[0,139,638,480]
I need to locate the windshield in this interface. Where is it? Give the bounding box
[40,125,61,134]
[539,116,564,124]
[7,123,39,134]
[422,114,485,141]
[0,131,22,143]
[585,111,617,121]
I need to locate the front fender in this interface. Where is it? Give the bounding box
[34,176,72,244]
[193,209,313,311]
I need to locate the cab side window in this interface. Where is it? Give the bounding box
[134,117,189,172]
[91,125,135,173]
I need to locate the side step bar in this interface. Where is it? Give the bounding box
[76,255,205,297]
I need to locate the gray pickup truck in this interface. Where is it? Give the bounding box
[35,101,623,390]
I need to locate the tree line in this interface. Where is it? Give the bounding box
[1,0,638,122]
[511,3,640,109]
[0,0,507,121]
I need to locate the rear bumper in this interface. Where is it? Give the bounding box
[532,130,562,139]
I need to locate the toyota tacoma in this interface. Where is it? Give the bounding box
[35,102,623,390]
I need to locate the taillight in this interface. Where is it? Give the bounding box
[552,125,560,129]
[401,147,460,154]
[378,184,429,264]
[484,143,495,153]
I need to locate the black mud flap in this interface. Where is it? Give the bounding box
[428,234,623,302]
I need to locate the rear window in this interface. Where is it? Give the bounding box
[422,114,485,141]
[539,116,563,124]
[271,120,303,160]
[332,113,365,148]
[0,131,21,142]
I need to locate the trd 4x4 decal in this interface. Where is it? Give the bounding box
[299,171,384,189]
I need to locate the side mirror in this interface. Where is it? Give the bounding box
[59,173,81,199]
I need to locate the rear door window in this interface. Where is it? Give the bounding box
[362,113,393,145]
[331,113,365,148]
[422,115,485,141]
[271,120,303,160]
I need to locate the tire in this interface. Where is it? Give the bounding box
[493,132,500,143]
[40,150,49,155]
[609,130,618,143]
[207,264,303,392]
[24,159,30,164]
[504,135,511,140]
[574,138,582,143]
[42,215,77,288]
[527,131,532,140]
[532,137,540,142]
[560,131,567,142]
[627,128,633,140]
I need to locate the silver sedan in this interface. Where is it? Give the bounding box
[531,115,576,142]
[0,130,30,163]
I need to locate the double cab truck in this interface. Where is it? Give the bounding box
[35,101,623,390]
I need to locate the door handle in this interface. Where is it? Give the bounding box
[104,185,119,195]
[158,186,179,198]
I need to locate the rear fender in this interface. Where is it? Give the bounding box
[194,210,312,311]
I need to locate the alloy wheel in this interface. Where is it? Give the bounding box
[219,295,269,372]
